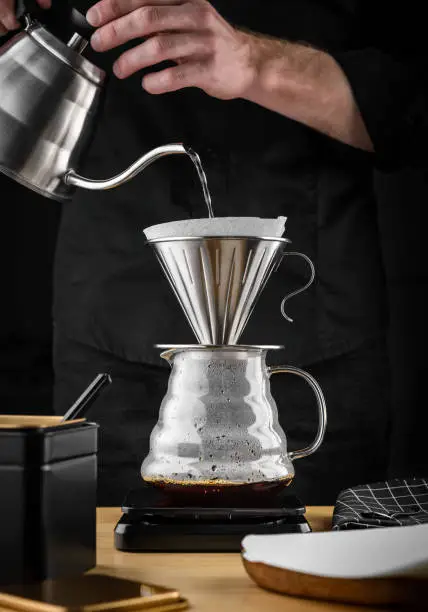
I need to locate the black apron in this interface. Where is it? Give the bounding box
[51,1,397,505]
[54,0,388,368]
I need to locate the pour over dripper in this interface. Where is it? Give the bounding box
[146,235,315,345]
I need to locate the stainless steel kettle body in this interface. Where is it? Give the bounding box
[0,14,189,201]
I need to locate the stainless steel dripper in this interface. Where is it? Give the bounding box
[0,1,191,201]
[147,234,314,345]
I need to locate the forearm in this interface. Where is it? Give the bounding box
[84,0,384,155]
[241,34,373,152]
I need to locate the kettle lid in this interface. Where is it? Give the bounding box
[22,1,105,86]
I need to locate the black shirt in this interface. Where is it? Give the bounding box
[53,1,428,367]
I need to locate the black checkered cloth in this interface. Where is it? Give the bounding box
[332,477,428,530]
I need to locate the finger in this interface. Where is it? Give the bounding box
[0,8,19,30]
[86,0,184,27]
[113,32,212,78]
[37,0,52,8]
[142,60,204,94]
[91,4,209,52]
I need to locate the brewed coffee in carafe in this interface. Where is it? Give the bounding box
[141,344,326,507]
[144,479,293,507]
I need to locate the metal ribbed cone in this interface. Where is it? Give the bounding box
[148,236,289,345]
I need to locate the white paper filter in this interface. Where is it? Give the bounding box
[143,216,287,241]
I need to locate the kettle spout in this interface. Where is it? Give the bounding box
[64,144,189,191]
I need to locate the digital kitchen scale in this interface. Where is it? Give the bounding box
[114,483,311,552]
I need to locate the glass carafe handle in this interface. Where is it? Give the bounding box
[280,252,315,323]
[267,365,327,461]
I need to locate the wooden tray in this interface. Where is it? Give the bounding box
[243,558,427,607]
[0,572,189,612]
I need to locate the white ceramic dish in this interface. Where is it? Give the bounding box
[242,523,428,580]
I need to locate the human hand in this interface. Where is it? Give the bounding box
[86,0,257,99]
[0,0,51,35]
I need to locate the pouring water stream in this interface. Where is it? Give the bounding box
[186,148,214,218]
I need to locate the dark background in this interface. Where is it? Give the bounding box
[375,167,428,478]
[1,165,428,479]
[0,181,61,416]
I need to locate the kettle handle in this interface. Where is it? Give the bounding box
[69,7,95,39]
[17,0,95,39]
[267,364,327,461]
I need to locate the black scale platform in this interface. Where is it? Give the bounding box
[114,483,310,552]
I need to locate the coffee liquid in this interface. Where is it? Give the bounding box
[143,476,293,507]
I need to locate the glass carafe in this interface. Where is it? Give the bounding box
[141,345,327,504]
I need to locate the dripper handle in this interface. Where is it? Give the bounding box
[280,252,315,323]
[267,365,327,461]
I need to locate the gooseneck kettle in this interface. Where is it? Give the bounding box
[0,0,190,201]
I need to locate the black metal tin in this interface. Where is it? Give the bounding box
[0,420,98,585]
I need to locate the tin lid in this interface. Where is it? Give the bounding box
[0,415,85,429]
[0,416,98,465]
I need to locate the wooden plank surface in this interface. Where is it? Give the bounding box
[96,507,396,612]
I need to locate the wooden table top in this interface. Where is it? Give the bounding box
[96,507,391,612]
